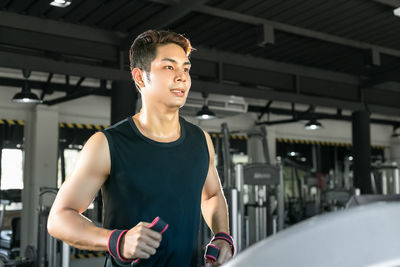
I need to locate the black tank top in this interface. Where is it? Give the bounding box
[101,116,209,267]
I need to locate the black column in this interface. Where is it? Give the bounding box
[352,110,372,194]
[111,81,137,125]
[315,144,322,173]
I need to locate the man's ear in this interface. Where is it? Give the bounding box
[131,68,145,90]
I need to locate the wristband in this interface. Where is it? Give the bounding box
[107,217,169,266]
[204,244,220,263]
[108,229,132,265]
[211,232,235,256]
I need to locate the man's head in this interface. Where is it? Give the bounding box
[130,30,194,110]
[129,30,193,73]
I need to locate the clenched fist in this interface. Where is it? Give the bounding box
[120,221,162,260]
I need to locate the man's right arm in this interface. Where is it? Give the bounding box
[47,132,162,259]
[47,132,111,251]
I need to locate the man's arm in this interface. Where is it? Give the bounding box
[201,130,233,265]
[47,132,161,260]
[47,132,112,250]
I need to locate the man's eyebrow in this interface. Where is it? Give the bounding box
[161,58,191,65]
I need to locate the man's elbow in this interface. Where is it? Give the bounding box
[47,210,58,238]
[47,207,66,239]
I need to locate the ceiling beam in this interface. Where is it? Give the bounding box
[360,66,400,88]
[0,11,124,45]
[0,51,130,81]
[0,39,359,86]
[43,89,106,106]
[192,46,359,85]
[191,80,400,116]
[0,77,109,96]
[150,0,400,58]
[250,106,400,126]
[0,26,118,62]
[371,0,400,7]
[121,0,208,49]
[195,5,400,58]
[0,10,364,85]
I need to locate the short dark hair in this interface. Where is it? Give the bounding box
[129,29,193,72]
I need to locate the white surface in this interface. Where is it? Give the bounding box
[224,202,400,267]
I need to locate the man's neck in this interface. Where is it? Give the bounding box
[132,107,181,142]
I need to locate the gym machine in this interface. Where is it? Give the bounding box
[370,163,400,195]
[0,189,32,267]
[220,123,284,252]
[36,187,70,267]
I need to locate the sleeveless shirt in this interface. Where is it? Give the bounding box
[101,116,209,267]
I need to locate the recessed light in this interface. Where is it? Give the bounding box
[394,7,400,17]
[50,0,71,8]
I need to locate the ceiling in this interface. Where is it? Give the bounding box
[0,0,400,116]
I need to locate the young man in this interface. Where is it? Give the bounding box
[47,30,233,266]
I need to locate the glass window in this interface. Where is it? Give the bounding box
[1,149,23,190]
[57,148,80,188]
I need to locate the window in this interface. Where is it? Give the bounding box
[1,149,23,190]
[57,148,80,188]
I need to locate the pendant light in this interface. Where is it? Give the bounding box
[196,92,216,120]
[11,69,42,104]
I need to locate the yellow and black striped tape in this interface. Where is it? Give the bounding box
[0,119,108,130]
[59,122,109,130]
[276,138,388,149]
[211,133,248,140]
[0,119,107,130]
[70,251,107,259]
[0,119,24,126]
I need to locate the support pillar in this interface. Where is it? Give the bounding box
[267,127,276,165]
[247,126,276,164]
[111,81,137,125]
[352,110,372,194]
[21,105,59,252]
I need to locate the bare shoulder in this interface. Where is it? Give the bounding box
[200,129,212,144]
[53,131,110,212]
[77,131,111,177]
[200,128,215,158]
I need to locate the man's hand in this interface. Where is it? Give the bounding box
[211,239,233,266]
[120,222,162,260]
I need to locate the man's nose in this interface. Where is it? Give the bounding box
[174,70,186,83]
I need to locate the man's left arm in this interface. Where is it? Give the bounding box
[201,130,233,266]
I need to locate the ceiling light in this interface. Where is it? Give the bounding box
[287,151,299,157]
[12,83,42,104]
[50,0,71,8]
[196,92,216,120]
[394,7,400,17]
[196,105,216,120]
[11,69,42,104]
[304,119,323,130]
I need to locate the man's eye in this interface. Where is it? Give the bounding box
[165,66,173,70]
[184,68,190,72]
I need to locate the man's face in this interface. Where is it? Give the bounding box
[142,43,191,110]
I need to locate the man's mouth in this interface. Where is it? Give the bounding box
[170,88,185,97]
